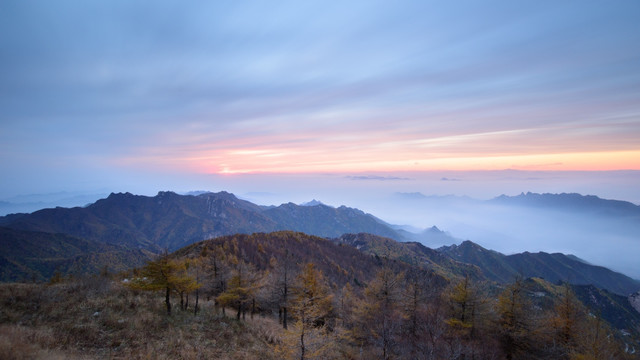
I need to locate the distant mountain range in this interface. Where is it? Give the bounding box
[0,191,402,252]
[390,191,640,279]
[0,191,404,280]
[489,191,640,217]
[1,190,639,298]
[438,240,640,296]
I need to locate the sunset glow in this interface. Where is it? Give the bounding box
[193,150,638,174]
[1,0,639,199]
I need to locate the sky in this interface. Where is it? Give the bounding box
[2,1,640,277]
[1,1,639,198]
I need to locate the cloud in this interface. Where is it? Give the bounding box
[346,176,411,181]
[1,0,639,189]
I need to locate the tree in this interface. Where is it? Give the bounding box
[400,269,437,359]
[443,275,493,359]
[216,260,260,320]
[269,249,297,329]
[173,258,201,311]
[571,313,625,360]
[549,283,583,358]
[127,253,198,315]
[278,263,334,360]
[496,278,535,359]
[203,244,231,314]
[354,267,404,360]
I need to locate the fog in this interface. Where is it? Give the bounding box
[363,194,640,279]
[233,171,640,279]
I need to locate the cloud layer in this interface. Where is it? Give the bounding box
[1,0,640,191]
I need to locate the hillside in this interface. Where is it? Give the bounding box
[439,240,640,296]
[0,226,149,282]
[175,231,437,291]
[334,233,481,281]
[1,230,638,359]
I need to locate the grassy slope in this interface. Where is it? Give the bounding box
[0,279,279,360]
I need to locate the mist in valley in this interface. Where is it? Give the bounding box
[2,170,639,279]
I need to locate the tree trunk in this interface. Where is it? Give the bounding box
[194,288,199,315]
[165,286,172,315]
[300,328,305,360]
[283,306,288,329]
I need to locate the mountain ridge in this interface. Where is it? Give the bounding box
[2,190,638,298]
[438,240,640,296]
[0,190,405,253]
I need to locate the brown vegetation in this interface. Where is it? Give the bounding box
[1,231,637,359]
[0,276,278,359]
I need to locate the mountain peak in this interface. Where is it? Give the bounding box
[300,199,327,207]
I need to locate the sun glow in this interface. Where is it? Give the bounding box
[201,149,640,174]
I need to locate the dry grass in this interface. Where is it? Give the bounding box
[0,278,280,359]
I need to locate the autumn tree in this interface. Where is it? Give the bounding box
[216,260,260,320]
[547,283,584,358]
[354,267,404,360]
[443,275,494,359]
[127,253,199,315]
[571,313,627,360]
[269,249,297,329]
[202,244,231,313]
[400,268,438,359]
[496,277,536,359]
[336,282,358,330]
[278,263,334,360]
[173,259,201,311]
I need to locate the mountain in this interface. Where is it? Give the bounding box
[398,225,462,248]
[1,191,277,252]
[263,203,400,240]
[630,291,640,315]
[385,191,640,279]
[334,233,482,281]
[490,192,640,218]
[0,192,405,264]
[439,240,640,296]
[175,231,440,290]
[299,199,326,206]
[571,284,640,333]
[0,226,148,282]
